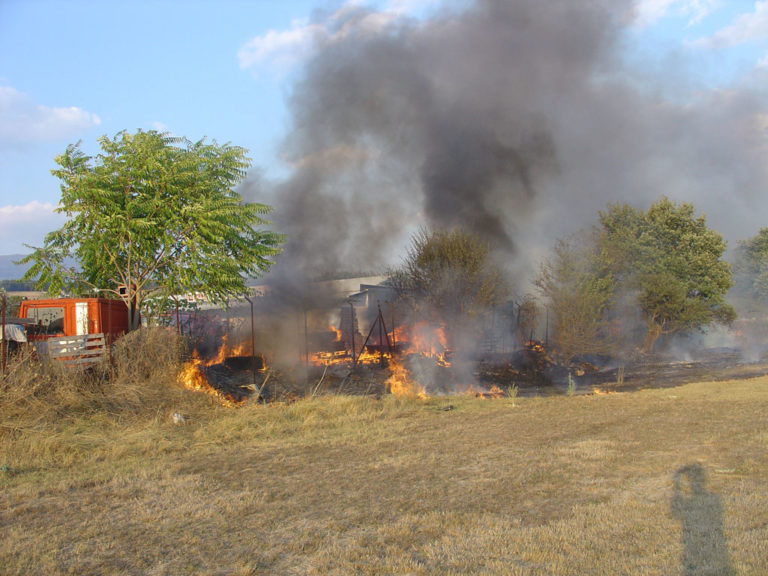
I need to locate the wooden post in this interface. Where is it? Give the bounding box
[304,306,309,384]
[1,291,7,377]
[389,301,396,353]
[378,304,384,367]
[349,301,356,367]
[245,295,257,385]
[108,297,114,375]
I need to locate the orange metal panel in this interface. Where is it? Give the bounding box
[19,298,130,341]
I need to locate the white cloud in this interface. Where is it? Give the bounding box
[0,201,66,253]
[695,0,768,48]
[0,201,57,218]
[633,0,719,27]
[386,0,434,13]
[634,0,676,25]
[238,0,424,76]
[238,19,326,73]
[0,86,101,146]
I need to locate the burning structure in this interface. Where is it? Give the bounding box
[176,272,553,404]
[178,335,265,405]
[175,270,768,406]
[183,0,768,402]
[177,278,457,402]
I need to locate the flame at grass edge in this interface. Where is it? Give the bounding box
[385,357,428,399]
[177,352,243,406]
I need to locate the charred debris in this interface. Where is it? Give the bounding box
[172,278,768,405]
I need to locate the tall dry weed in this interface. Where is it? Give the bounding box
[0,328,189,435]
[109,328,189,413]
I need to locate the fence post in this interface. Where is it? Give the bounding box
[244,295,256,385]
[1,290,7,377]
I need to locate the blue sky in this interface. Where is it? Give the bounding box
[1,0,767,254]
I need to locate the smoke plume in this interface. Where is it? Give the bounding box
[250,0,767,299]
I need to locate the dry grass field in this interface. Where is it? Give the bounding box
[2,337,767,575]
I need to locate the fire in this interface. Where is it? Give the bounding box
[210,335,229,365]
[311,350,349,365]
[301,319,456,397]
[179,352,208,389]
[385,357,428,399]
[309,327,392,367]
[207,334,249,366]
[306,320,454,370]
[395,322,451,363]
[178,345,247,406]
[488,384,505,397]
[356,347,389,365]
[309,347,392,367]
[469,384,505,399]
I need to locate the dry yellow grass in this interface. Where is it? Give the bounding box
[2,365,767,575]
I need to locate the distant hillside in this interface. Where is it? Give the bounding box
[0,254,32,281]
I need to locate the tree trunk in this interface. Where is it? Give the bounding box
[129,303,141,331]
[129,291,142,331]
[642,321,663,354]
[123,289,141,332]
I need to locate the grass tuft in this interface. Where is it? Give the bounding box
[0,328,217,468]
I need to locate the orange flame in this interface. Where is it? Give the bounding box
[209,334,230,366]
[310,350,350,365]
[309,348,393,366]
[395,322,450,362]
[356,347,389,365]
[178,349,244,406]
[206,334,251,366]
[308,322,450,371]
[488,384,505,397]
[385,357,428,399]
[231,342,247,357]
[471,384,505,399]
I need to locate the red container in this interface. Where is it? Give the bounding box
[19,298,130,341]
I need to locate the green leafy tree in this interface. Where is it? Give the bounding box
[732,228,768,302]
[599,197,734,353]
[535,230,614,363]
[22,130,282,330]
[729,228,768,347]
[389,228,509,355]
[513,294,540,345]
[390,228,508,318]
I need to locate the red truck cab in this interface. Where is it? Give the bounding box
[19,298,130,341]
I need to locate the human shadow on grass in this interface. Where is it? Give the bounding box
[671,463,734,576]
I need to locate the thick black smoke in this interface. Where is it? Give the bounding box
[251,0,768,301]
